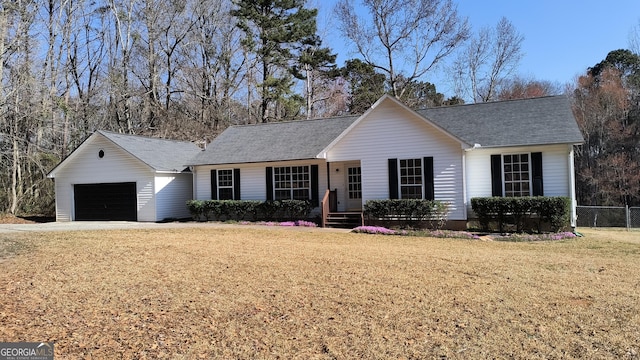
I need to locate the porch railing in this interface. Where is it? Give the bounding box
[321,189,330,228]
[320,189,339,227]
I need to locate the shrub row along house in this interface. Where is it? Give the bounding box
[48,95,584,228]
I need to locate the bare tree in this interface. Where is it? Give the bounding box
[67,1,109,137]
[107,0,137,133]
[496,76,561,100]
[179,0,247,136]
[450,17,524,103]
[335,0,469,99]
[40,0,107,158]
[129,0,196,133]
[0,0,40,214]
[630,18,640,55]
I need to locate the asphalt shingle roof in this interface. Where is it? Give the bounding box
[98,130,202,172]
[189,95,584,166]
[419,95,584,148]
[188,115,359,166]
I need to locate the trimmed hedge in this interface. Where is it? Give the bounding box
[471,196,571,233]
[363,199,449,229]
[186,200,313,222]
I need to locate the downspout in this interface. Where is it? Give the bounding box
[189,166,197,202]
[462,144,480,223]
[568,145,577,229]
[461,148,468,222]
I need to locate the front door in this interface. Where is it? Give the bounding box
[345,164,362,211]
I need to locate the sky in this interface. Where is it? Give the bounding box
[315,0,640,97]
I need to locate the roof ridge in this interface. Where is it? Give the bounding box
[416,95,566,111]
[225,114,360,130]
[97,129,197,145]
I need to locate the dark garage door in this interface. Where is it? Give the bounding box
[74,182,137,221]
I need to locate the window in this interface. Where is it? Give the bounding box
[503,154,531,197]
[217,169,234,200]
[273,166,310,200]
[211,168,240,200]
[347,167,362,199]
[399,158,423,199]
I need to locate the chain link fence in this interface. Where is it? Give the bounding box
[577,205,640,229]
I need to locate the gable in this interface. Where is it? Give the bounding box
[48,132,152,178]
[326,96,466,162]
[50,134,155,182]
[49,131,201,178]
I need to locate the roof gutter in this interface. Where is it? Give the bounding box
[464,141,584,150]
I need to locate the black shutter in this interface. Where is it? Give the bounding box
[423,157,434,200]
[266,167,273,201]
[388,158,399,199]
[310,164,319,207]
[531,152,544,196]
[233,168,241,200]
[491,155,503,197]
[210,169,218,200]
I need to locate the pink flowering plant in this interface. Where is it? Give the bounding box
[277,220,317,227]
[241,220,318,227]
[352,226,404,235]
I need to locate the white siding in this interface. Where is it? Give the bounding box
[465,144,573,214]
[194,160,328,206]
[542,146,571,196]
[326,101,466,220]
[155,173,193,220]
[466,144,572,199]
[53,135,156,221]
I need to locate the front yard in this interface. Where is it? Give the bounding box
[1,227,639,359]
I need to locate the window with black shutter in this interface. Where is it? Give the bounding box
[490,152,543,197]
[389,157,435,200]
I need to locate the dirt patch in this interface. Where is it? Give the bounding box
[0,214,54,224]
[0,227,639,359]
[0,214,36,224]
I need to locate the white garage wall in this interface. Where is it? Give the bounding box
[53,135,156,221]
[155,173,193,220]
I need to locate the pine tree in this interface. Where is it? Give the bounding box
[232,0,318,122]
[340,59,386,114]
[292,34,337,119]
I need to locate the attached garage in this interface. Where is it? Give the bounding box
[48,131,202,222]
[74,182,137,221]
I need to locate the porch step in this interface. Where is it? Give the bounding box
[325,212,363,229]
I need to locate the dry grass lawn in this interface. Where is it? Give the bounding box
[1,226,639,359]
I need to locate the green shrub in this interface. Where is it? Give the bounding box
[363,199,449,229]
[186,200,205,220]
[471,196,571,233]
[186,199,313,222]
[281,200,313,220]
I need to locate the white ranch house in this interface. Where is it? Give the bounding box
[188,95,584,228]
[49,95,584,228]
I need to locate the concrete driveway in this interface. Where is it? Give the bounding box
[0,221,350,233]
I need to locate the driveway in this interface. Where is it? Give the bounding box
[0,221,350,233]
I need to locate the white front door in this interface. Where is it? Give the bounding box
[345,163,362,211]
